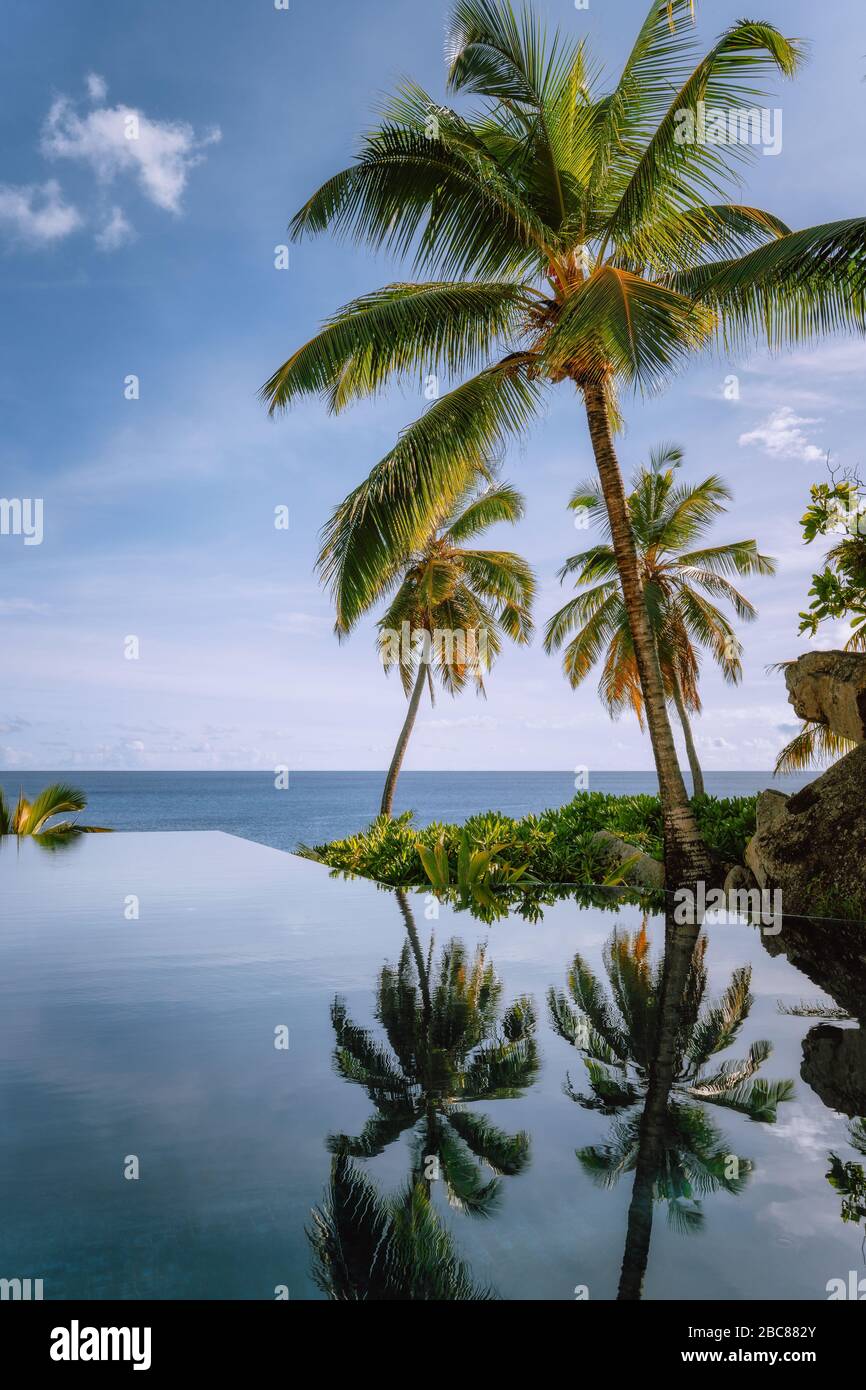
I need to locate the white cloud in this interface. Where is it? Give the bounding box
[42,91,220,213]
[95,204,134,251]
[0,179,81,247]
[85,72,108,102]
[738,407,825,463]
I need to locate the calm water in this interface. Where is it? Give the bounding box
[1,830,862,1300]
[4,770,812,854]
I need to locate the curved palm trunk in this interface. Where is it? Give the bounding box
[582,384,710,885]
[380,663,427,817]
[671,673,705,799]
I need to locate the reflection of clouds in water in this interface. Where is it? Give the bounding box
[758,1196,840,1242]
[762,1104,843,1162]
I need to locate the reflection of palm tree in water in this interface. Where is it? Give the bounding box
[548,916,793,1298]
[309,890,538,1297]
[827,1119,866,1257]
[308,1154,496,1299]
[328,891,538,1214]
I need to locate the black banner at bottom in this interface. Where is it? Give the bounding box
[0,1299,860,1375]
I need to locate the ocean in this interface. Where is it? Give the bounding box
[3,770,813,856]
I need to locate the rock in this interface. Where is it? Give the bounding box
[801,1024,866,1118]
[755,789,790,834]
[723,864,758,894]
[591,830,665,890]
[744,742,866,917]
[785,650,866,744]
[757,913,866,1112]
[760,911,866,1020]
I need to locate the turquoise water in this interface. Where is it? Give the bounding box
[1,830,862,1300]
[2,770,812,854]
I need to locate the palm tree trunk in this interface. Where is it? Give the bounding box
[582,384,709,885]
[396,890,431,1013]
[618,913,701,1300]
[380,663,427,817]
[670,673,705,799]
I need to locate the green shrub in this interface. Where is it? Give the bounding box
[692,794,757,862]
[304,791,758,888]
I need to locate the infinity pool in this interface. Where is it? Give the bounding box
[1,831,864,1300]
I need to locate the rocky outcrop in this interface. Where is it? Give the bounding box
[784,650,866,744]
[591,830,665,890]
[739,649,866,919]
[801,1024,866,1118]
[744,744,866,917]
[723,863,757,894]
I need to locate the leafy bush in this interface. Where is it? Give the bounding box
[303,791,757,888]
[691,794,757,863]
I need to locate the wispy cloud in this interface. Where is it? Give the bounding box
[85,72,108,102]
[0,179,81,247]
[95,204,134,251]
[738,407,825,463]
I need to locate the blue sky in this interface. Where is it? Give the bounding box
[1,0,864,773]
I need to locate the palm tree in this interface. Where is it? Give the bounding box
[308,1153,496,1300]
[327,902,538,1216]
[373,478,534,815]
[0,782,109,837]
[549,918,793,1296]
[774,616,864,773]
[548,923,792,1128]
[774,720,855,775]
[261,0,866,881]
[545,446,775,796]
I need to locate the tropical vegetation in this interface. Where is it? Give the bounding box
[368,476,534,815]
[545,445,774,796]
[0,783,109,839]
[303,790,757,888]
[263,0,866,881]
[776,467,866,773]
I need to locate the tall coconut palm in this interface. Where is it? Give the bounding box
[261,0,866,881]
[372,478,534,815]
[328,906,538,1217]
[0,783,109,837]
[545,447,775,796]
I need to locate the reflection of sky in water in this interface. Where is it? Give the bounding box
[0,831,863,1300]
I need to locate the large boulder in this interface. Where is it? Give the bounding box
[745,743,866,917]
[785,650,866,744]
[590,830,665,890]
